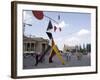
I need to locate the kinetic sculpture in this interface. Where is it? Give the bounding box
[26,10,65,65]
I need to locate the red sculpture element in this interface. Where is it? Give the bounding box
[32,11,44,20]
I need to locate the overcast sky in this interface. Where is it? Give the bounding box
[23,10,91,50]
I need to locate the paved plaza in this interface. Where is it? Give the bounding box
[23,53,91,69]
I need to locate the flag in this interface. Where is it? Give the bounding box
[46,32,53,39]
[47,20,53,31]
[54,26,57,32]
[32,11,44,20]
[59,27,61,31]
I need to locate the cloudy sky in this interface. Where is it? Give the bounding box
[23,10,91,50]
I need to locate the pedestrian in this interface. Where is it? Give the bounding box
[66,53,69,61]
[66,52,71,61]
[76,53,82,60]
[68,53,71,61]
[34,52,41,66]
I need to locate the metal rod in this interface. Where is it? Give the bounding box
[44,15,59,24]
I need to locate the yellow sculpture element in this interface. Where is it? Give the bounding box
[49,39,65,65]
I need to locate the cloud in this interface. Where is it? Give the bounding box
[67,37,80,42]
[54,21,69,28]
[58,21,66,28]
[64,29,90,46]
[54,28,90,48]
[64,37,80,46]
[54,36,80,50]
[77,29,90,36]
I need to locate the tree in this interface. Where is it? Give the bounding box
[86,44,91,53]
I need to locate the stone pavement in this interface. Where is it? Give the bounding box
[23,53,91,69]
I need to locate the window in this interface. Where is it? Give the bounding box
[27,43,30,51]
[42,43,46,52]
[31,43,35,51]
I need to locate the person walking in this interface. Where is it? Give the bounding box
[34,52,41,66]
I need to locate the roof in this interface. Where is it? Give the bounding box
[23,35,49,43]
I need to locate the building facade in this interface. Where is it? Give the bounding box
[23,36,49,54]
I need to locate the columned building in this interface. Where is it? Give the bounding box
[23,36,49,54]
